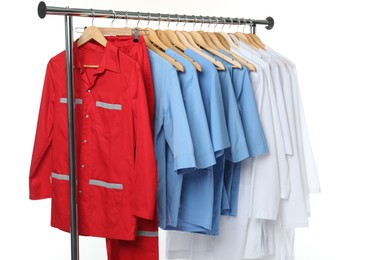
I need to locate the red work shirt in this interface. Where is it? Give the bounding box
[29,41,157,240]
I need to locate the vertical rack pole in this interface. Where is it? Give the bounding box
[251,23,257,34]
[64,14,79,260]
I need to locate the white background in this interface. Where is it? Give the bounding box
[1,0,389,259]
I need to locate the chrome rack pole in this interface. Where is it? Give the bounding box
[37,1,274,29]
[64,13,79,260]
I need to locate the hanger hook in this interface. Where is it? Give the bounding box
[221,17,226,31]
[200,16,204,31]
[193,15,197,31]
[214,17,218,32]
[158,13,162,29]
[208,16,212,32]
[147,12,151,27]
[90,9,95,26]
[229,18,233,32]
[183,14,187,29]
[167,14,171,29]
[136,11,141,27]
[176,14,180,30]
[243,19,247,33]
[125,11,128,27]
[236,18,241,31]
[111,10,116,28]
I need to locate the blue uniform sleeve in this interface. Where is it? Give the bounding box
[163,72,196,171]
[219,50,268,157]
[234,67,268,156]
[217,66,249,163]
[166,49,216,169]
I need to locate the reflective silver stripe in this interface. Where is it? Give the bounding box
[137,231,158,237]
[60,98,82,104]
[96,101,122,110]
[89,179,123,189]
[51,172,69,181]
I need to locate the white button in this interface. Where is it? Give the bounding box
[78,190,82,193]
[85,114,89,118]
[87,89,91,93]
[81,164,85,168]
[83,140,87,143]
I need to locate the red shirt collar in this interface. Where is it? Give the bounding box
[73,40,120,73]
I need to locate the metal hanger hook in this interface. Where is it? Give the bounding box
[243,19,247,33]
[229,18,233,32]
[221,17,226,31]
[193,15,197,31]
[125,11,128,27]
[167,14,171,29]
[176,14,180,30]
[207,16,212,32]
[158,13,162,29]
[147,12,151,27]
[136,11,141,27]
[237,18,240,31]
[90,9,95,26]
[183,14,187,29]
[200,17,205,31]
[214,17,218,32]
[111,10,116,28]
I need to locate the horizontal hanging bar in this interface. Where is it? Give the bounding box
[38,1,274,30]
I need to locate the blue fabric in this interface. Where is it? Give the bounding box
[219,50,268,156]
[215,51,268,216]
[165,48,216,169]
[165,49,231,232]
[164,49,216,229]
[148,50,196,228]
[184,49,230,154]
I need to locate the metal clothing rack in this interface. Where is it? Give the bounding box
[36,2,274,259]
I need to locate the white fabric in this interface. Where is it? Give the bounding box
[165,39,320,260]
[266,46,321,195]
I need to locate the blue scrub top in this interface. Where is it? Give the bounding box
[148,49,196,228]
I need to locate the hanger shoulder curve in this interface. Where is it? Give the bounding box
[144,36,184,72]
[77,26,107,47]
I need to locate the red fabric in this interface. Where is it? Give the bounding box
[105,35,159,260]
[106,207,159,260]
[106,36,154,128]
[29,41,157,240]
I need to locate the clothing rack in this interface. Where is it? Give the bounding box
[36,2,274,259]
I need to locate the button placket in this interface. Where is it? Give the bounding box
[79,84,92,195]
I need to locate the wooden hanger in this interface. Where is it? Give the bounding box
[190,31,242,69]
[199,31,219,51]
[220,32,237,49]
[248,33,266,50]
[156,30,202,72]
[77,26,108,68]
[164,30,187,52]
[144,36,184,72]
[143,28,169,51]
[234,31,260,49]
[176,31,225,70]
[77,26,107,47]
[208,32,256,72]
[215,33,231,50]
[180,31,201,50]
